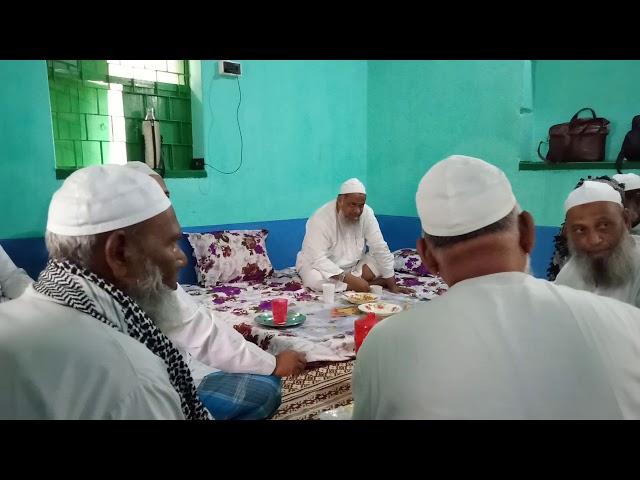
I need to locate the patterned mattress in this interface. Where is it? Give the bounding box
[182,267,448,362]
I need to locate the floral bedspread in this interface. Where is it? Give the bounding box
[182,268,448,362]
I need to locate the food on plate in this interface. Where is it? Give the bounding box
[343,292,380,304]
[358,302,402,316]
[331,306,360,317]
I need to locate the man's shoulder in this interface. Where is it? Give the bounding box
[317,199,337,214]
[0,290,181,419]
[367,276,640,351]
[0,291,168,382]
[307,200,337,223]
[542,278,640,319]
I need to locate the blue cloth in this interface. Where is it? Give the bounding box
[197,372,282,420]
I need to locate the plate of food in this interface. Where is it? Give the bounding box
[254,312,306,328]
[343,292,381,305]
[358,302,402,317]
[331,305,361,317]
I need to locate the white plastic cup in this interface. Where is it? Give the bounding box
[322,283,336,304]
[370,285,383,295]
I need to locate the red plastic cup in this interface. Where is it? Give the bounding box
[354,313,378,353]
[272,298,288,325]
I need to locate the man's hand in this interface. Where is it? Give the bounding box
[273,350,307,377]
[385,277,414,295]
[344,273,370,292]
[389,285,415,295]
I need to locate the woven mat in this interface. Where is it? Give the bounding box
[271,360,354,420]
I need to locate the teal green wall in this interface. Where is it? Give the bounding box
[367,60,523,218]
[2,59,640,240]
[169,60,368,227]
[367,60,640,228]
[0,61,59,238]
[0,60,368,238]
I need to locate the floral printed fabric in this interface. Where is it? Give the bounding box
[181,267,448,362]
[393,248,430,276]
[187,230,275,287]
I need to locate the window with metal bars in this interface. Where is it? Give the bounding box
[47,60,202,178]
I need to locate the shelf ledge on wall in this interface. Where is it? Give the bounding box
[519,161,640,171]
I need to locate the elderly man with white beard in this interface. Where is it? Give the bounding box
[0,165,209,419]
[555,180,640,308]
[296,178,413,294]
[123,162,306,421]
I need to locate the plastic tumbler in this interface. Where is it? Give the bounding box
[322,283,336,304]
[354,312,378,353]
[272,298,288,325]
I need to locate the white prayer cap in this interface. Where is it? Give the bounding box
[339,178,366,195]
[123,161,161,177]
[564,181,623,214]
[47,165,172,236]
[415,155,517,236]
[612,173,640,192]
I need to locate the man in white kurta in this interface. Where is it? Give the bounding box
[0,166,194,419]
[124,161,306,420]
[353,155,640,420]
[170,286,277,380]
[296,178,410,294]
[0,245,33,302]
[555,181,640,308]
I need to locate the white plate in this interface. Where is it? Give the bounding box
[358,302,402,316]
[343,291,381,305]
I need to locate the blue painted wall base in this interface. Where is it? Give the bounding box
[1,216,560,285]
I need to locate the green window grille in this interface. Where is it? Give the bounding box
[47,60,202,178]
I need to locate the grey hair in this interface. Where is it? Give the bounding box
[45,230,98,268]
[423,205,521,250]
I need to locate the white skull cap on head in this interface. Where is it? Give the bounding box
[415,155,517,236]
[564,180,623,214]
[123,161,161,177]
[612,173,640,192]
[47,164,172,236]
[339,178,366,195]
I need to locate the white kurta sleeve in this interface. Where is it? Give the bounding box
[164,286,276,376]
[0,246,33,300]
[362,208,395,278]
[301,215,344,278]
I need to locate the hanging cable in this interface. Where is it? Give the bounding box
[205,76,243,175]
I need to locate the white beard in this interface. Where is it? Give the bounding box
[337,207,360,225]
[128,260,184,330]
[569,233,635,288]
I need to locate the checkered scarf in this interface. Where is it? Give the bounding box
[33,259,210,420]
